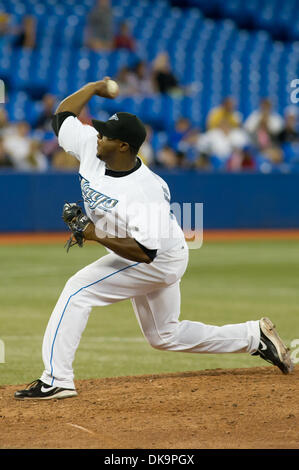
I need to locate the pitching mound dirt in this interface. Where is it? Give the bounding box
[1,366,298,449]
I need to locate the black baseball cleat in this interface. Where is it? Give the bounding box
[252,317,294,374]
[14,379,78,400]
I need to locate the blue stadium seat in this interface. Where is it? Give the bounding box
[0,0,298,171]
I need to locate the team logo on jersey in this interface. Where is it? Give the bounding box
[109,114,119,121]
[79,176,119,211]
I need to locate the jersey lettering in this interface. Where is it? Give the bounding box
[79,175,119,211]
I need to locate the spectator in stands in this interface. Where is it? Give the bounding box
[277,107,299,145]
[197,119,250,166]
[176,150,189,168]
[156,145,179,168]
[3,121,47,171]
[13,15,36,49]
[52,150,80,170]
[169,117,192,151]
[114,21,136,52]
[115,61,155,96]
[139,124,154,167]
[168,117,200,163]
[115,66,138,96]
[32,94,59,162]
[207,97,241,130]
[244,98,284,137]
[276,107,299,165]
[85,0,114,52]
[0,136,13,168]
[129,61,155,95]
[257,120,282,163]
[0,108,11,137]
[152,52,181,95]
[226,145,256,172]
[193,153,212,171]
[156,144,189,169]
[245,102,283,164]
[34,94,57,132]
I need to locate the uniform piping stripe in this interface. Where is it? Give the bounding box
[49,262,139,385]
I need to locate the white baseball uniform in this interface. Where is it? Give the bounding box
[40,115,260,389]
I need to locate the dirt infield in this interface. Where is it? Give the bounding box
[1,366,298,449]
[1,229,299,245]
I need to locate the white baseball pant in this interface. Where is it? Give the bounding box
[40,243,260,389]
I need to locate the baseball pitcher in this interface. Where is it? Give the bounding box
[15,78,293,400]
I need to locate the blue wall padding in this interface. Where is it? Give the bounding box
[1,170,298,231]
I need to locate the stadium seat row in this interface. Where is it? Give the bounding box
[0,0,298,131]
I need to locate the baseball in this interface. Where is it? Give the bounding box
[106,79,119,97]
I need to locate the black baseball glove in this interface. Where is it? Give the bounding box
[62,202,91,252]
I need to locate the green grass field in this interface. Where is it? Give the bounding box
[1,239,298,385]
